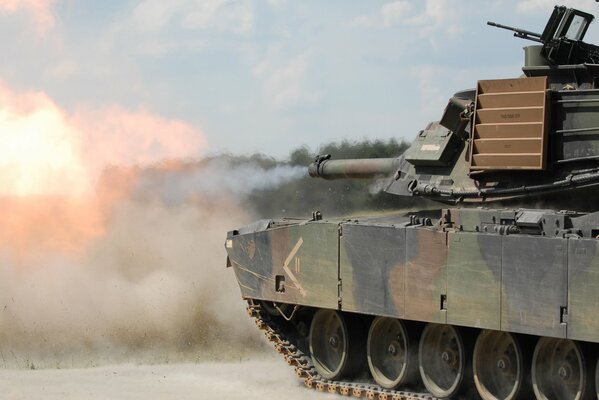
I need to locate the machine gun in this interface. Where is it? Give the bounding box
[489,6,599,64]
[486,21,543,43]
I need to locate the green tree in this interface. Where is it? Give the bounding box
[247,139,416,218]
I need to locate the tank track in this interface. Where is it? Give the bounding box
[246,300,438,400]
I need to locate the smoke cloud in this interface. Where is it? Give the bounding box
[132,158,306,205]
[0,82,295,369]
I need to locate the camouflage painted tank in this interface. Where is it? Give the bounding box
[226,6,599,400]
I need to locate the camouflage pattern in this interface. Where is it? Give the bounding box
[227,219,339,310]
[446,231,501,330]
[226,207,599,344]
[501,235,567,338]
[339,220,408,318]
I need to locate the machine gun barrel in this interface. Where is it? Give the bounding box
[308,155,398,180]
[487,21,543,43]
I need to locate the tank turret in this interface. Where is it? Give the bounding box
[307,6,599,209]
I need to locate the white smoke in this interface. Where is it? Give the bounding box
[133,158,306,204]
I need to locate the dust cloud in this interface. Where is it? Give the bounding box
[0,184,268,368]
[0,81,309,370]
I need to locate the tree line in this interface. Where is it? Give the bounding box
[243,138,420,218]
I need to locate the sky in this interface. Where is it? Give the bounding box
[1,0,599,161]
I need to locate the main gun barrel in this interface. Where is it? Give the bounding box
[308,155,398,180]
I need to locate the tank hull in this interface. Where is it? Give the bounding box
[226,207,599,399]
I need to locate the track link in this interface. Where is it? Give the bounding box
[247,301,438,400]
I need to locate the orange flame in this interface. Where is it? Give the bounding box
[0,84,90,196]
[0,82,207,263]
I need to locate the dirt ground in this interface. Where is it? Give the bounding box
[1,357,337,400]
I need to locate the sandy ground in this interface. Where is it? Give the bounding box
[1,357,338,400]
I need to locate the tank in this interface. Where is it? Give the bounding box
[225,5,599,400]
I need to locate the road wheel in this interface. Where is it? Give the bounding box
[309,309,365,380]
[367,317,417,389]
[419,323,467,398]
[532,337,589,400]
[473,330,530,399]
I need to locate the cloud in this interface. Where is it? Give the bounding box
[130,0,179,32]
[182,0,253,33]
[382,1,412,27]
[0,0,56,33]
[132,0,254,34]
[409,64,447,118]
[266,0,287,8]
[516,0,593,14]
[254,54,321,109]
[356,0,462,36]
[403,0,453,27]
